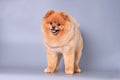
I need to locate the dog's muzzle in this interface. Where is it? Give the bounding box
[50,26,59,35]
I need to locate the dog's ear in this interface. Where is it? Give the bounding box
[43,10,55,18]
[60,12,70,21]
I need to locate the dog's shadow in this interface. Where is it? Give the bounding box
[79,27,95,72]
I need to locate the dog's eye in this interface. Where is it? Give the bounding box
[57,23,61,26]
[50,22,52,25]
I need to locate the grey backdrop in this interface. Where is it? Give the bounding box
[0,0,120,79]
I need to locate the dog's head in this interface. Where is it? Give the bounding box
[42,10,71,36]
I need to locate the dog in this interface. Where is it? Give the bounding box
[42,10,83,74]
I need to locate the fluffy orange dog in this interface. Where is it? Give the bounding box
[42,10,83,74]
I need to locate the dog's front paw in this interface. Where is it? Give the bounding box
[44,67,55,73]
[65,67,74,75]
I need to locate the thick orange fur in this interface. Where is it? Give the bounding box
[42,10,83,74]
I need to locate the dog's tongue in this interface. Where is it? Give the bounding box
[52,30,56,33]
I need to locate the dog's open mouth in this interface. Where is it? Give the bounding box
[51,29,59,34]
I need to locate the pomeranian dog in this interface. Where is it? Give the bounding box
[42,10,83,74]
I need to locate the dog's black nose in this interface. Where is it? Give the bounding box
[52,26,55,30]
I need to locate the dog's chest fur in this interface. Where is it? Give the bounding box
[45,40,73,53]
[45,26,80,53]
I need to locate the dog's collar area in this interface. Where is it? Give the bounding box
[46,25,75,49]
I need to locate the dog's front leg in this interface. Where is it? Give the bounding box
[44,50,57,73]
[63,49,75,74]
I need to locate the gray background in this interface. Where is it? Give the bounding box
[0,0,120,80]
